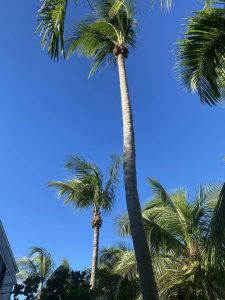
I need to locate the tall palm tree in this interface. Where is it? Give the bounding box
[63,2,159,299]
[48,154,120,289]
[176,0,225,105]
[17,247,54,295]
[111,180,225,299]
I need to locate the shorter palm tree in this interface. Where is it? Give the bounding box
[48,154,120,289]
[107,180,225,299]
[17,247,54,296]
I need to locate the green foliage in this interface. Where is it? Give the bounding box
[109,0,172,17]
[97,245,140,299]
[66,0,138,76]
[12,275,41,300]
[48,154,120,214]
[40,267,97,300]
[35,0,137,65]
[16,247,54,285]
[36,0,70,59]
[12,266,98,300]
[176,1,225,105]
[113,181,225,299]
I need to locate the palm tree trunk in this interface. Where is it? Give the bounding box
[117,53,159,300]
[90,222,100,289]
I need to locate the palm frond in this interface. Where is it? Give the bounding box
[48,179,94,209]
[109,0,124,17]
[101,155,121,211]
[109,0,172,17]
[147,178,176,210]
[17,257,37,274]
[98,245,141,299]
[65,155,103,185]
[114,250,137,281]
[208,183,225,258]
[99,243,130,266]
[36,0,71,60]
[115,214,131,237]
[191,183,221,231]
[142,210,186,253]
[29,247,54,280]
[176,8,225,105]
[17,247,54,285]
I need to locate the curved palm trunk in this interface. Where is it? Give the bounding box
[90,212,101,289]
[117,53,159,300]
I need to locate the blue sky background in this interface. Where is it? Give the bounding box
[0,0,224,272]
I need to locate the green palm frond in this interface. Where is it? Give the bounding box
[17,247,54,286]
[65,155,103,184]
[99,243,130,267]
[102,155,121,209]
[204,0,213,9]
[98,245,141,299]
[36,0,71,60]
[66,0,137,76]
[115,214,130,237]
[192,183,221,231]
[108,0,124,17]
[176,7,225,105]
[147,178,177,210]
[17,257,38,275]
[116,209,186,254]
[97,156,120,212]
[48,179,94,208]
[29,247,54,281]
[114,250,137,281]
[109,0,172,17]
[208,183,225,261]
[142,210,186,253]
[48,154,119,215]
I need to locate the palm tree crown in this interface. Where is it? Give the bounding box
[17,247,54,287]
[36,0,174,60]
[66,0,137,76]
[176,1,225,105]
[48,154,120,215]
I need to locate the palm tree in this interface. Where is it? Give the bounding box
[176,0,225,105]
[112,179,225,299]
[63,2,159,298]
[48,154,120,289]
[17,247,54,295]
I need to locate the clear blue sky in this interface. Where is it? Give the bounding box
[0,0,224,271]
